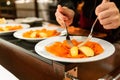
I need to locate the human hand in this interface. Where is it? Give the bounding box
[55,5,75,27]
[95,0,120,29]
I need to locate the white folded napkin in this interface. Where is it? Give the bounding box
[0,65,19,80]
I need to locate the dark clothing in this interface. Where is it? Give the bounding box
[58,0,120,42]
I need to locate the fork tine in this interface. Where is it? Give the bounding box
[60,18,74,47]
[66,35,70,40]
[63,22,74,47]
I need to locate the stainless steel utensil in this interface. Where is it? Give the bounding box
[63,21,74,47]
[78,0,110,47]
[78,18,98,47]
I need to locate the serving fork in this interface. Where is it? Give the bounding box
[78,18,98,47]
[78,0,110,47]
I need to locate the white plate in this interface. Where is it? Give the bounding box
[15,17,43,23]
[35,36,115,63]
[0,24,30,35]
[22,17,43,23]
[13,26,64,42]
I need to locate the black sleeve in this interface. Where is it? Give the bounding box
[108,0,120,42]
[112,27,120,42]
[57,0,82,11]
[106,27,120,43]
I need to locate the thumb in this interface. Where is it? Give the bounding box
[57,5,62,9]
[57,5,63,12]
[57,5,68,16]
[102,0,109,3]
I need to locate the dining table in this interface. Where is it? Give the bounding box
[0,22,120,80]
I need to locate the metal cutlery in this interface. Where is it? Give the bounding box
[63,21,74,47]
[78,18,98,47]
[78,0,110,47]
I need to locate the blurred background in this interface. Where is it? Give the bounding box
[0,0,58,23]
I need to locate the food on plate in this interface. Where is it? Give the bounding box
[70,46,79,57]
[79,46,94,56]
[23,28,60,38]
[45,39,104,58]
[0,25,23,32]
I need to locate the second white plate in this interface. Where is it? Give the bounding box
[13,26,64,42]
